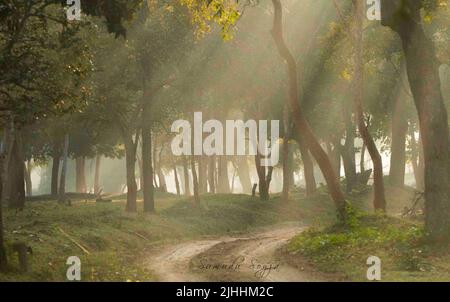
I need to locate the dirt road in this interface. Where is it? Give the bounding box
[147,223,325,282]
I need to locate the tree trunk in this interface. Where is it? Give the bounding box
[208,155,216,193]
[173,164,180,195]
[235,156,252,194]
[142,124,155,213]
[8,130,25,209]
[123,132,138,212]
[217,157,230,193]
[255,153,270,201]
[0,180,6,270]
[0,137,8,270]
[360,142,366,174]
[342,115,357,192]
[198,157,207,194]
[389,91,408,187]
[410,126,424,191]
[182,155,190,196]
[152,137,159,189]
[24,160,32,197]
[353,0,386,212]
[94,154,101,195]
[271,0,347,218]
[51,139,61,197]
[191,157,200,206]
[157,146,167,193]
[297,135,317,197]
[75,157,87,193]
[58,134,69,203]
[381,0,450,240]
[282,105,291,201]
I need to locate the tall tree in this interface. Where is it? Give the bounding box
[352,0,386,211]
[381,0,450,240]
[271,0,347,219]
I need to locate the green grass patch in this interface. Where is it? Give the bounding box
[287,208,450,281]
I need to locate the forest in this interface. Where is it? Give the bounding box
[0,0,449,282]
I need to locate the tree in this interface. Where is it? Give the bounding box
[271,0,347,219]
[352,0,386,212]
[381,0,450,240]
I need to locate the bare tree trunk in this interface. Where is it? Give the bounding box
[122,129,138,212]
[410,126,424,191]
[157,146,167,193]
[208,155,216,193]
[353,0,386,211]
[191,157,200,206]
[235,156,252,194]
[198,157,207,194]
[173,164,180,195]
[360,142,366,174]
[0,134,8,269]
[152,137,159,189]
[142,125,155,213]
[182,155,190,196]
[0,177,6,270]
[389,94,408,187]
[381,0,450,240]
[75,157,87,193]
[342,114,357,192]
[24,160,32,197]
[255,153,270,201]
[8,130,25,209]
[217,156,230,193]
[51,139,61,197]
[297,135,316,197]
[271,0,347,218]
[282,105,291,201]
[58,134,69,203]
[94,154,101,195]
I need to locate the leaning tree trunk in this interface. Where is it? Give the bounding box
[58,134,69,203]
[271,0,346,218]
[255,153,269,201]
[381,0,450,240]
[353,0,386,212]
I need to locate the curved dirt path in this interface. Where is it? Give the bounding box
[147,223,325,282]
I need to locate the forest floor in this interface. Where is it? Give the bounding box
[1,186,449,281]
[0,189,336,281]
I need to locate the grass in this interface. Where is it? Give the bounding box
[286,208,450,281]
[0,189,336,281]
[3,185,447,282]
